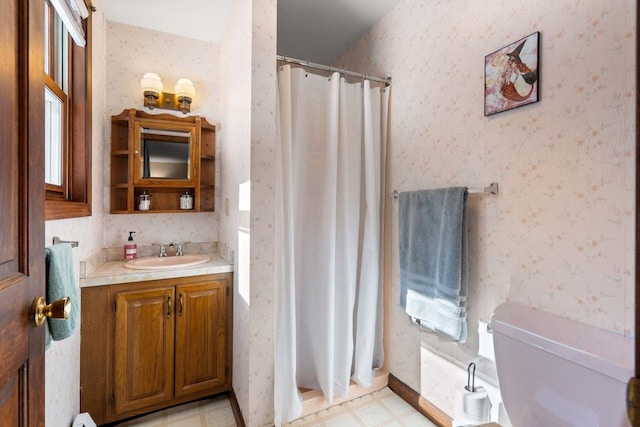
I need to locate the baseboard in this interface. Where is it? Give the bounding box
[229,389,246,427]
[388,373,452,427]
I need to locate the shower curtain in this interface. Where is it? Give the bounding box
[274,64,389,425]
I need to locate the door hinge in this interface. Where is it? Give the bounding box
[110,394,115,406]
[226,287,229,296]
[113,301,117,312]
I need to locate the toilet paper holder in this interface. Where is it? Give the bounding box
[453,362,492,426]
[466,362,477,392]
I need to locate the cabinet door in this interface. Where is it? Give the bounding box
[114,287,175,415]
[175,280,228,397]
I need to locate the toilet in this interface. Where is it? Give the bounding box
[489,302,634,427]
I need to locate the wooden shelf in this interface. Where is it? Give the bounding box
[110,109,216,214]
[133,183,197,189]
[129,209,196,214]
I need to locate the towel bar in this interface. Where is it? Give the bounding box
[387,182,499,199]
[52,236,79,248]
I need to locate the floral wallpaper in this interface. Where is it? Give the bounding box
[248,0,278,424]
[103,21,222,248]
[337,0,636,418]
[219,0,253,420]
[220,0,278,424]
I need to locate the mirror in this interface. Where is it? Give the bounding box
[139,127,191,180]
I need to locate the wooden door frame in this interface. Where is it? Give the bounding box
[23,0,46,423]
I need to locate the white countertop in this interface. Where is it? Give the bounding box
[79,242,234,287]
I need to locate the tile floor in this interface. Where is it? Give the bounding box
[286,387,437,427]
[116,387,437,427]
[115,396,236,427]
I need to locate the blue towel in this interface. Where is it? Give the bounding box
[399,187,468,342]
[45,243,78,350]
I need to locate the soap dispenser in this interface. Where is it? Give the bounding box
[124,231,137,260]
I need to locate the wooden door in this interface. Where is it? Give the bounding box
[175,279,229,397]
[113,287,175,416]
[0,0,46,425]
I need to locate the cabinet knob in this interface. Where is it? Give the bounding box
[31,296,71,327]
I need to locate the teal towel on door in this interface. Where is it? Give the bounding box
[45,243,78,350]
[399,187,469,342]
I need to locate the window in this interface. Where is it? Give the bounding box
[44,86,66,188]
[44,0,92,220]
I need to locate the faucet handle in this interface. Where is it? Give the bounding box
[152,242,167,257]
[175,241,191,256]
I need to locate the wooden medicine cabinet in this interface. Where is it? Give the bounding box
[110,109,216,213]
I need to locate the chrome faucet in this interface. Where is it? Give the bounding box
[152,241,190,257]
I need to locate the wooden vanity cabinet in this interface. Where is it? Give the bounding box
[113,286,175,415]
[80,273,232,425]
[175,282,229,397]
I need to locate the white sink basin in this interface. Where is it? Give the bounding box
[124,254,211,270]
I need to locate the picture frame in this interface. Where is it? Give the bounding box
[484,32,539,116]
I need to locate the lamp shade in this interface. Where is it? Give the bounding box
[175,78,196,98]
[140,72,163,94]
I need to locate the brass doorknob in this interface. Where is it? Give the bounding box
[31,296,71,327]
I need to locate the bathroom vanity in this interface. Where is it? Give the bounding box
[79,243,233,425]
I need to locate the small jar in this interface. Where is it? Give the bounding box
[138,192,151,211]
[180,192,193,210]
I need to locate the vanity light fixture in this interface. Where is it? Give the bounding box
[140,72,163,110]
[174,78,196,114]
[140,73,196,114]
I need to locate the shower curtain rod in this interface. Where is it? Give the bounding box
[276,54,392,86]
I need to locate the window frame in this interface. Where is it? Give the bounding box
[44,0,92,220]
[44,76,68,198]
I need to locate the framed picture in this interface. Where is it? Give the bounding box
[484,32,539,116]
